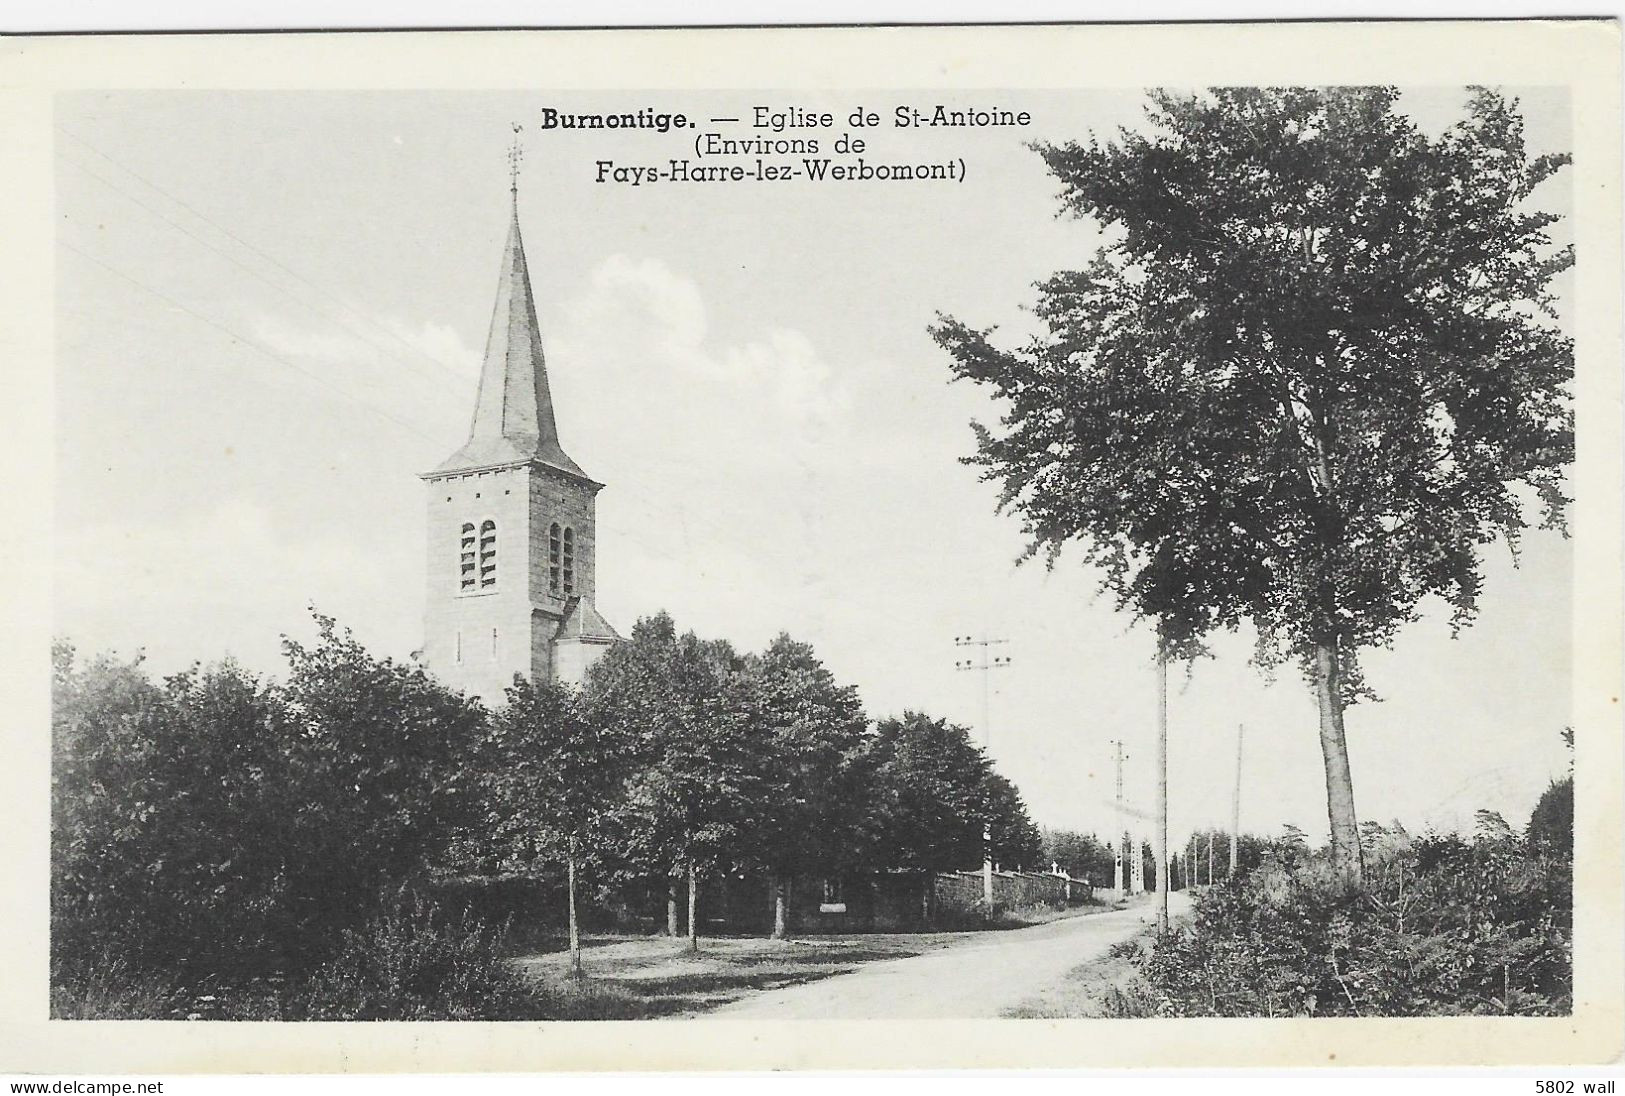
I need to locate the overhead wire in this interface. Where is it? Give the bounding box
[58,127,477,391]
[60,238,440,443]
[57,130,716,558]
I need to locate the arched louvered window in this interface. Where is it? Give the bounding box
[478,520,497,588]
[458,523,477,591]
[562,527,575,596]
[548,522,562,594]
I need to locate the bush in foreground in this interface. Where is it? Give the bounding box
[288,899,544,1021]
[51,620,485,984]
[284,898,649,1021]
[1121,829,1571,1017]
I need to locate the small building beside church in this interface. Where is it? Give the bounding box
[419,186,619,702]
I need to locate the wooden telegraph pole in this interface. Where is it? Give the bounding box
[1230,723,1245,879]
[1112,739,1128,900]
[954,635,1011,910]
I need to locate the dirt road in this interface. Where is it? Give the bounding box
[706,892,1191,1019]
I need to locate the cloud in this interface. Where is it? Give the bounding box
[539,256,876,634]
[551,255,852,474]
[249,310,478,378]
[574,254,708,355]
[244,308,482,438]
[55,499,417,675]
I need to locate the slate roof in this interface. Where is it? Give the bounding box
[431,193,589,480]
[553,597,621,643]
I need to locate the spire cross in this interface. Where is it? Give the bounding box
[507,123,524,193]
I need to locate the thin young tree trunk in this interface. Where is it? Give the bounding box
[687,863,700,952]
[1313,640,1365,888]
[666,875,679,937]
[770,875,788,940]
[1154,646,1169,933]
[567,854,582,980]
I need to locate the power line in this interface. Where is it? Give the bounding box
[60,238,440,442]
[56,130,759,575]
[57,134,477,394]
[58,127,709,552]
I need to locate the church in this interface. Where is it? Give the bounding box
[418,179,619,702]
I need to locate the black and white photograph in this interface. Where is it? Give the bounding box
[3,18,1621,1074]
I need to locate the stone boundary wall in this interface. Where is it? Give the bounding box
[933,868,1093,909]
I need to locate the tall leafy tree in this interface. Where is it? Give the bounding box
[587,612,763,950]
[983,772,1043,869]
[866,713,988,873]
[865,712,1039,876]
[1527,726,1573,857]
[277,613,486,946]
[51,644,293,974]
[934,88,1571,885]
[482,677,632,978]
[743,634,875,938]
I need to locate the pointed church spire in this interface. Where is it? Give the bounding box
[432,132,588,480]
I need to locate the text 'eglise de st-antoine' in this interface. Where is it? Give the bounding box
[537,103,1031,186]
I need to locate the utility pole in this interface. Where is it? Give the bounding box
[954,635,1011,909]
[1230,723,1245,880]
[1154,646,1169,933]
[1207,829,1214,887]
[1111,739,1128,900]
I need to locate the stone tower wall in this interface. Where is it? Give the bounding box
[422,464,540,703]
[526,467,599,608]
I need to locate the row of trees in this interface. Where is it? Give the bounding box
[52,610,1043,987]
[481,611,1042,971]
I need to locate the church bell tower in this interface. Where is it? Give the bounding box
[420,157,618,702]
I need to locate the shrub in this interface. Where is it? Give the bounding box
[285,897,654,1021]
[51,617,487,987]
[1096,980,1164,1018]
[1528,776,1573,856]
[1131,833,1572,1017]
[288,898,544,1021]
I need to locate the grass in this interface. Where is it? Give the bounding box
[54,903,1118,1021]
[511,903,1116,1019]
[512,930,974,1018]
[51,958,180,1020]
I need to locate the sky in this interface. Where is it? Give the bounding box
[53,87,1574,848]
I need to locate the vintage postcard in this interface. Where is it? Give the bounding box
[0,20,1619,1072]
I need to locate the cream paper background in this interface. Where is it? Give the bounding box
[0,20,1618,1072]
